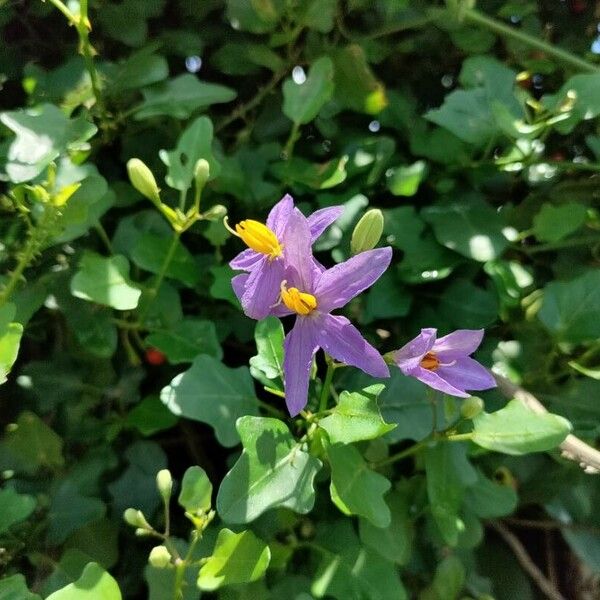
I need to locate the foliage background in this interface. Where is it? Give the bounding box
[1,0,600,598]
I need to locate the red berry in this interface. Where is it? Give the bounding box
[569,0,587,15]
[145,348,166,365]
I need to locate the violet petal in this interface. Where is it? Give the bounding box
[281,208,315,291]
[314,246,392,312]
[230,248,263,271]
[283,317,319,416]
[408,366,470,398]
[240,258,285,320]
[308,205,344,241]
[316,313,389,378]
[433,329,484,359]
[393,328,437,371]
[266,193,294,239]
[435,356,496,391]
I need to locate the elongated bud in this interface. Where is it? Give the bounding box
[194,159,210,191]
[203,204,227,221]
[156,469,173,501]
[123,508,151,529]
[127,158,161,204]
[148,545,172,568]
[350,209,384,255]
[460,396,484,420]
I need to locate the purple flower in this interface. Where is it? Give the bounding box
[260,210,391,416]
[229,194,342,320]
[391,328,496,397]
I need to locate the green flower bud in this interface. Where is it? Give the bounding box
[123,508,151,529]
[350,208,384,255]
[148,545,172,569]
[460,396,484,420]
[127,158,161,204]
[203,204,227,221]
[194,159,210,191]
[156,469,173,501]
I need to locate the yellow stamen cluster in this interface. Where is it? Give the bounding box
[280,285,317,316]
[420,351,440,371]
[235,219,282,260]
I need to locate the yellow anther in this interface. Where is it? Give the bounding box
[280,282,317,316]
[420,351,440,371]
[225,218,283,260]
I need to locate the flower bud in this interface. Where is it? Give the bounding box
[156,469,173,501]
[202,204,227,222]
[148,545,172,569]
[127,158,161,204]
[123,508,151,529]
[350,209,384,255]
[460,396,484,420]
[194,159,210,191]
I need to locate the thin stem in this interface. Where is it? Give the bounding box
[283,122,301,160]
[140,232,181,322]
[488,521,566,600]
[375,437,431,468]
[318,359,335,413]
[94,222,113,253]
[77,0,105,115]
[173,531,202,600]
[462,8,599,73]
[445,432,473,442]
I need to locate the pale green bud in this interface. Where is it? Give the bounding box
[194,159,210,190]
[127,158,161,204]
[350,209,384,255]
[203,204,227,221]
[148,545,172,568]
[156,469,173,501]
[123,508,151,529]
[460,396,484,420]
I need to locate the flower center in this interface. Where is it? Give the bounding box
[420,351,440,371]
[234,219,282,260]
[280,282,317,316]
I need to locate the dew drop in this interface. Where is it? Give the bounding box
[185,55,202,73]
[441,74,454,89]
[368,120,380,132]
[292,66,306,84]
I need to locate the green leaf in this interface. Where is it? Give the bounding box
[437,279,499,329]
[539,270,600,343]
[178,466,213,514]
[533,202,588,243]
[432,555,466,600]
[386,161,427,197]
[297,0,336,32]
[363,271,411,323]
[0,411,64,474]
[359,485,414,565]
[46,562,122,600]
[161,355,259,447]
[145,319,222,364]
[319,385,395,444]
[0,574,41,600]
[0,487,36,534]
[330,44,387,114]
[126,394,178,436]
[70,252,142,311]
[197,528,271,591]
[0,304,23,384]
[271,156,348,189]
[225,0,283,33]
[249,317,285,385]
[423,197,509,262]
[471,399,572,455]
[464,470,517,518]
[107,48,168,93]
[134,74,236,120]
[131,234,200,288]
[283,57,334,125]
[216,416,322,523]
[328,443,391,527]
[47,482,106,546]
[0,104,97,183]
[312,521,406,600]
[65,518,119,570]
[159,115,220,191]
[425,442,476,546]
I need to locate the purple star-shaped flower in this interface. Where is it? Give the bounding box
[246,209,391,416]
[391,328,496,397]
[229,194,342,320]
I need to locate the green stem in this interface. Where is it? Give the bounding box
[318,359,335,413]
[173,531,202,600]
[140,232,181,322]
[77,0,105,114]
[446,432,473,442]
[375,437,431,468]
[516,235,600,254]
[461,8,600,73]
[0,207,57,308]
[283,122,300,160]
